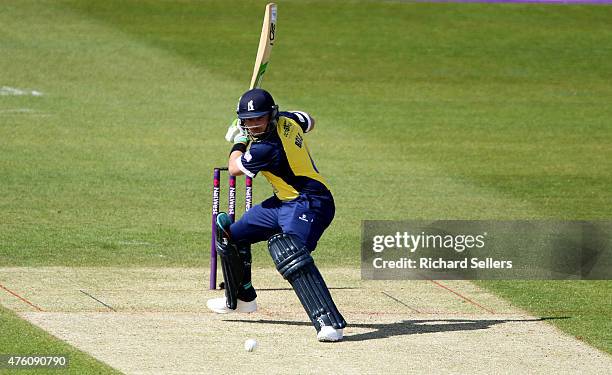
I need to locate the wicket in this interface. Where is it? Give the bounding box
[209,167,252,289]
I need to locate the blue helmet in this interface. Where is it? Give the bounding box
[236,88,278,119]
[236,88,279,140]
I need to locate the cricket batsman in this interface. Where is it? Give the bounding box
[207,88,347,342]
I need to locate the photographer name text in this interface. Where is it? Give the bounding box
[372,257,513,270]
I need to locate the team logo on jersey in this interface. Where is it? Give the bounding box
[283,122,291,137]
[247,100,254,111]
[244,150,253,162]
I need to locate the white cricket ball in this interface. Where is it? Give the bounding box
[244,338,257,352]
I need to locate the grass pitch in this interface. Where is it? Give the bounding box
[1,0,611,372]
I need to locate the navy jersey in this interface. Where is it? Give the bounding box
[236,111,329,201]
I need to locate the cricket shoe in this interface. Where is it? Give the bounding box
[317,326,343,342]
[206,296,257,314]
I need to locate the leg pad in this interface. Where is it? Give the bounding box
[216,213,243,309]
[268,233,346,330]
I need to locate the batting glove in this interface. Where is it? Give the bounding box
[225,119,249,144]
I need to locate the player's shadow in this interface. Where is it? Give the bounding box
[256,287,357,292]
[226,317,568,342]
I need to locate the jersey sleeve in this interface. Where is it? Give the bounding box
[235,142,277,178]
[281,111,314,133]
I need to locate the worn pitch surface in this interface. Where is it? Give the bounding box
[1,267,610,374]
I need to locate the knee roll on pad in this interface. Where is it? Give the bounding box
[268,233,347,330]
[268,234,313,279]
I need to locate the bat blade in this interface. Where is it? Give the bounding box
[249,3,277,89]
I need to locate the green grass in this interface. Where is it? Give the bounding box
[2,0,611,267]
[0,305,122,374]
[476,280,612,353]
[1,0,611,361]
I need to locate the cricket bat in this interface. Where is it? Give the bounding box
[249,3,277,89]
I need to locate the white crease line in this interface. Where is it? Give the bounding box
[0,108,52,116]
[0,86,44,96]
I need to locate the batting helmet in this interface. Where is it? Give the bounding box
[236,88,278,119]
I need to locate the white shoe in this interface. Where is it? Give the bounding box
[317,326,343,342]
[206,296,257,314]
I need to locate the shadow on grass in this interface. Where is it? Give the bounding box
[226,317,570,342]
